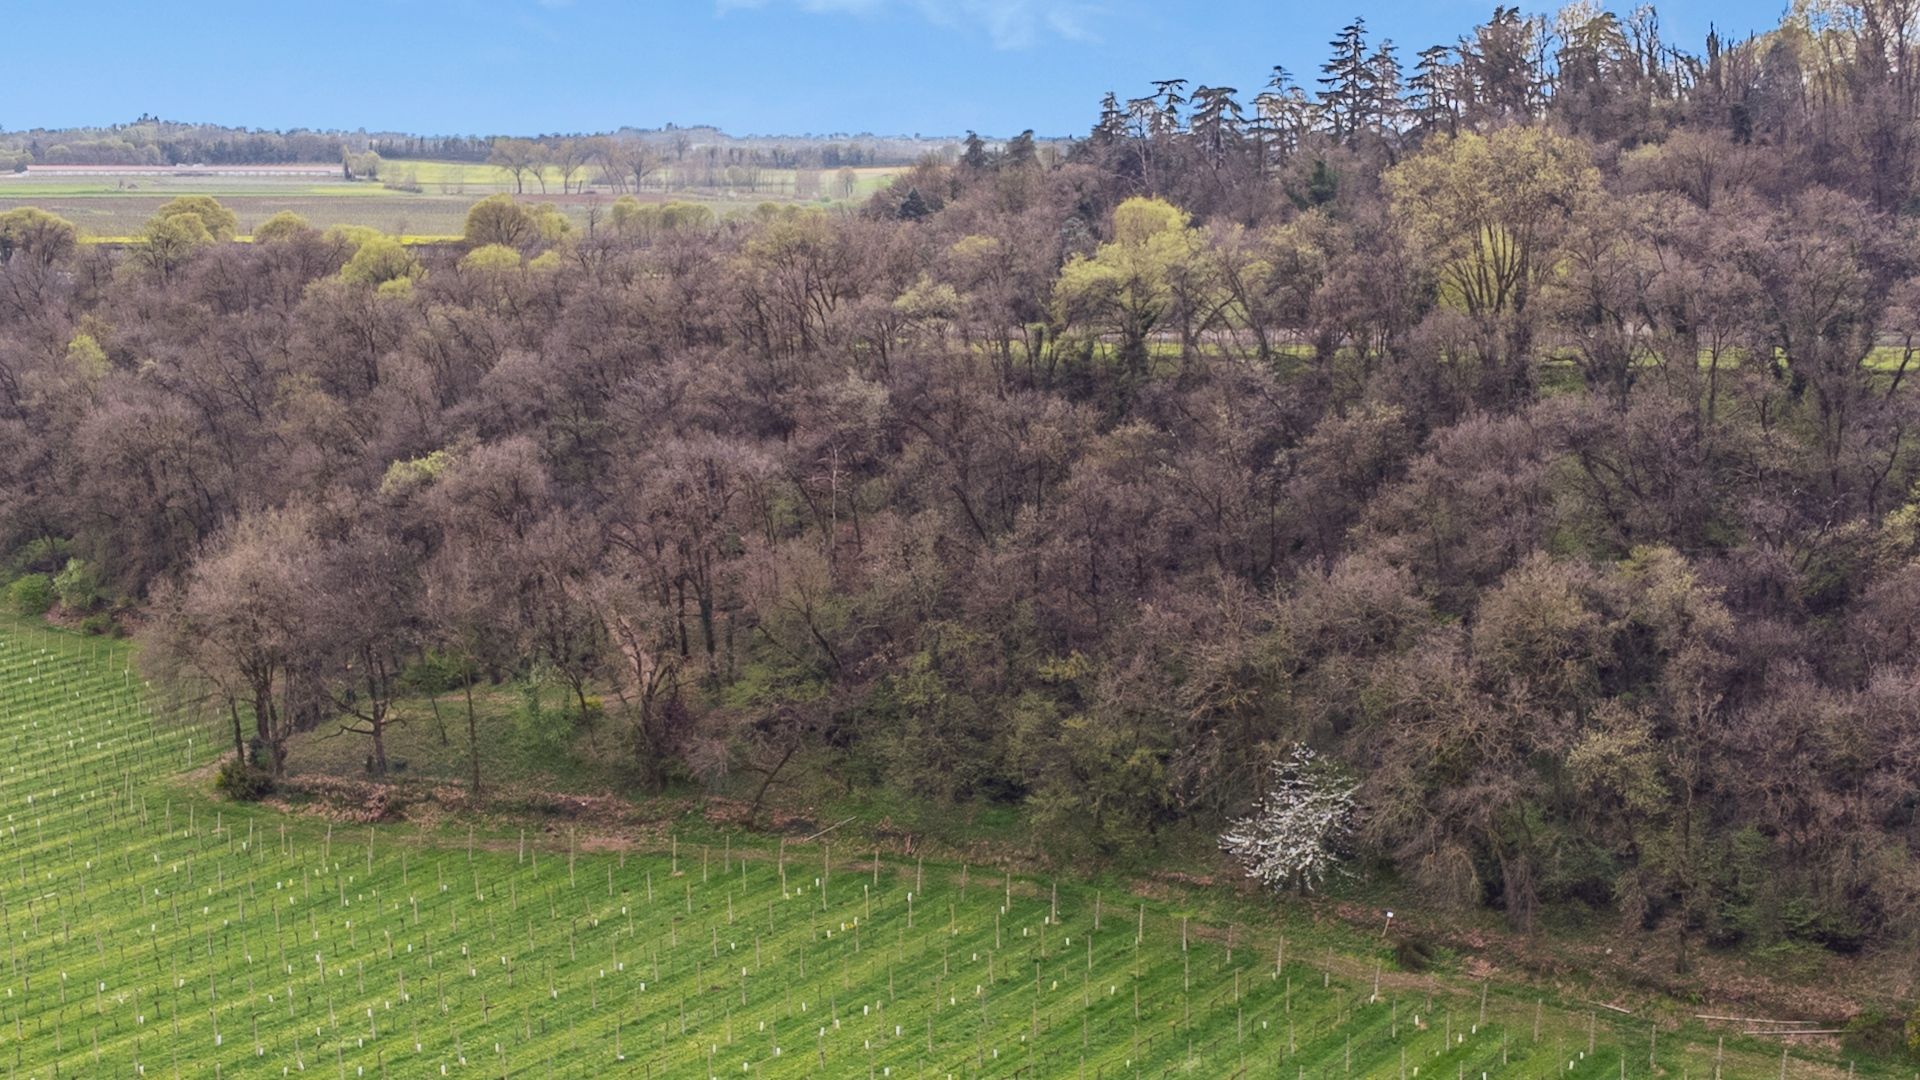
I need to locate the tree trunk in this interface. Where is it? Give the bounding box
[260,683,288,777]
[229,701,246,764]
[368,710,388,777]
[464,671,481,797]
[636,695,654,778]
[427,692,449,747]
[747,742,799,822]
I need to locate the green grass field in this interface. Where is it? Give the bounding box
[0,620,1897,1077]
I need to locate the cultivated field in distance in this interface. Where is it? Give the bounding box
[0,162,904,238]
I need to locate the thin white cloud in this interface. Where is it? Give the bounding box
[717,0,888,13]
[717,0,1104,49]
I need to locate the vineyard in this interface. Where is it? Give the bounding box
[0,620,1894,1077]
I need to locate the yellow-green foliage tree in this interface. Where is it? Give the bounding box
[1384,127,1599,399]
[463,194,571,250]
[457,244,525,311]
[609,197,715,238]
[459,243,522,274]
[133,195,238,280]
[464,194,539,248]
[136,217,212,281]
[341,235,423,290]
[342,149,382,181]
[733,207,848,355]
[1052,196,1202,378]
[322,224,382,251]
[1384,126,1598,319]
[64,332,109,383]
[252,211,314,245]
[379,448,456,496]
[152,195,238,241]
[0,207,78,267]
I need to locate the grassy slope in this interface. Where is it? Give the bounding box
[0,619,1898,1076]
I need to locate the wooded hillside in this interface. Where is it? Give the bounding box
[5,1,1920,968]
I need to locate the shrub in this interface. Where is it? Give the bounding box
[52,558,102,612]
[399,649,470,695]
[1782,897,1868,953]
[514,681,571,761]
[79,613,115,637]
[6,537,70,577]
[7,574,52,616]
[1393,934,1439,973]
[214,758,273,801]
[1840,1010,1906,1060]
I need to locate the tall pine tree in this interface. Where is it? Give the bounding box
[1410,45,1462,137]
[1367,40,1405,135]
[1319,18,1372,141]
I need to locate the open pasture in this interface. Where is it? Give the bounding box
[0,621,1889,1077]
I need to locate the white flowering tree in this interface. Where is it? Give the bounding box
[1221,743,1358,894]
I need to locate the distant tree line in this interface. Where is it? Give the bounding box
[0,120,955,174]
[0,120,353,167]
[10,1,1920,970]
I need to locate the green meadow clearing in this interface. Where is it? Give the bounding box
[0,619,1898,1077]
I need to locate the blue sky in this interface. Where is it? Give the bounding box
[6,0,1789,138]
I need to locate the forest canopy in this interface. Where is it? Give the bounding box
[7,0,1920,964]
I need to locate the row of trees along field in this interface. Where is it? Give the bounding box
[9,0,1920,973]
[472,133,920,197]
